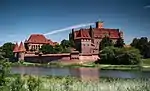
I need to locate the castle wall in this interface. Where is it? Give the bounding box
[81,39,92,54]
[79,54,99,61]
[23,53,98,63]
[24,53,70,63]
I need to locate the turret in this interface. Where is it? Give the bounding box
[96,21,103,29]
[89,26,94,43]
[119,31,123,38]
[13,43,19,58]
[18,41,26,61]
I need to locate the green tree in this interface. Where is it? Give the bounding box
[27,76,40,91]
[60,39,70,48]
[98,46,117,64]
[97,46,141,65]
[130,37,150,58]
[0,60,11,86]
[1,42,15,58]
[53,44,63,53]
[0,47,5,60]
[116,47,141,65]
[114,38,125,48]
[99,36,113,50]
[40,44,54,54]
[10,75,25,91]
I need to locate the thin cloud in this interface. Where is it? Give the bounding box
[43,23,94,36]
[144,5,150,9]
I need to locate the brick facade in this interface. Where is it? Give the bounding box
[13,21,123,63]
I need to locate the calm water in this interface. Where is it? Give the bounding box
[11,66,150,79]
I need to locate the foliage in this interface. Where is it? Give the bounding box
[10,75,25,91]
[40,44,54,54]
[1,42,15,58]
[2,75,150,91]
[40,39,72,54]
[0,47,5,60]
[53,44,63,53]
[0,60,11,86]
[99,36,113,50]
[60,39,71,48]
[130,37,150,58]
[98,46,141,65]
[114,38,125,48]
[27,76,40,91]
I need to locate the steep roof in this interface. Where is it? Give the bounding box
[26,34,49,44]
[75,29,91,39]
[74,28,120,39]
[25,34,58,46]
[13,43,19,52]
[18,42,26,52]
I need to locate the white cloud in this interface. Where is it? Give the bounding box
[43,23,94,36]
[144,5,150,9]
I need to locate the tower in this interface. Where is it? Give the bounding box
[96,21,103,29]
[18,42,26,61]
[13,43,19,60]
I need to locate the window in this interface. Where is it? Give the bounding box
[87,44,89,46]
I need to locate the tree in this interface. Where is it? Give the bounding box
[97,46,141,65]
[98,46,117,64]
[60,39,70,48]
[0,60,11,86]
[99,36,113,50]
[116,47,141,65]
[53,44,63,53]
[1,42,15,58]
[114,38,125,48]
[40,44,54,54]
[130,37,150,58]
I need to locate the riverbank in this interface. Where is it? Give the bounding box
[11,59,150,71]
[3,74,150,91]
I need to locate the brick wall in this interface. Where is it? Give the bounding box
[24,53,70,63]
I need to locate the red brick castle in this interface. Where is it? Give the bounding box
[13,21,123,63]
[70,21,123,55]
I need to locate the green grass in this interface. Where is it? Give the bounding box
[142,58,150,66]
[2,75,150,91]
[11,58,150,71]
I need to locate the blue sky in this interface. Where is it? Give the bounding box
[0,0,150,45]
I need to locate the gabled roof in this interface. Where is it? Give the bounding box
[25,34,58,46]
[18,42,26,52]
[74,27,121,39]
[75,29,91,39]
[26,34,49,44]
[13,43,19,52]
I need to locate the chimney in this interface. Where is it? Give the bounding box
[96,21,103,28]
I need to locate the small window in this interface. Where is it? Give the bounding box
[83,44,85,46]
[87,44,89,46]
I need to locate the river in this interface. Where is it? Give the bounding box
[11,66,150,79]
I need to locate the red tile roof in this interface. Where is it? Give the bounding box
[25,34,58,46]
[13,43,19,52]
[27,34,49,44]
[75,29,91,39]
[74,28,120,39]
[18,42,26,52]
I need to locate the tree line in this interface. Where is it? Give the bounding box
[0,36,149,65]
[97,36,150,65]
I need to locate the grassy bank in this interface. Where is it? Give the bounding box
[1,74,150,91]
[11,59,150,71]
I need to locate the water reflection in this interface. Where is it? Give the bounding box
[11,66,150,79]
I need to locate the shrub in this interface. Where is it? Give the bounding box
[98,47,142,65]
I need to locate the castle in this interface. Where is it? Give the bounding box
[69,21,123,54]
[13,21,123,63]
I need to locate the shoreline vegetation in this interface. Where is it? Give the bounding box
[11,58,150,71]
[2,74,150,91]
